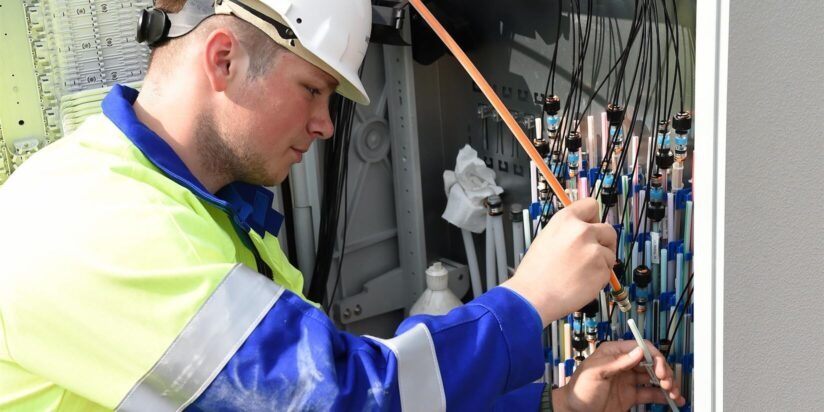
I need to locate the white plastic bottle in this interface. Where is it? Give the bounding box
[409,262,463,316]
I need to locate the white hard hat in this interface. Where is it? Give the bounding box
[215,0,372,105]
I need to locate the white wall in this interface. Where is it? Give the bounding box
[725,1,824,409]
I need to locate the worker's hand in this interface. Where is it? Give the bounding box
[553,340,686,412]
[502,198,616,326]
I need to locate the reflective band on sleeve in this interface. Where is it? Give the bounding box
[368,323,446,412]
[116,264,284,412]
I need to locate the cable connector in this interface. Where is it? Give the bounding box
[486,195,503,216]
[606,104,625,126]
[611,287,632,313]
[544,95,561,115]
[672,111,692,134]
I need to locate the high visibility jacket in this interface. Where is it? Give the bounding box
[0,85,546,411]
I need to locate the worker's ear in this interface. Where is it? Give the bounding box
[202,28,249,92]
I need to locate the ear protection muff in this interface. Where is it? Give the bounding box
[136,0,215,48]
[136,8,172,47]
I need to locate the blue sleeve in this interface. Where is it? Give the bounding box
[492,383,546,412]
[188,287,544,411]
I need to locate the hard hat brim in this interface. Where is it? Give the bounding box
[217,0,371,105]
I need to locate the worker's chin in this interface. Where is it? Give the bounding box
[241,170,286,188]
[269,170,289,187]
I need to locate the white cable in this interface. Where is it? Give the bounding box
[492,214,507,286]
[511,216,524,268]
[522,209,532,250]
[485,214,496,292]
[461,229,483,299]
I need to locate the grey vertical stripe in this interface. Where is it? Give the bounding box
[368,323,446,412]
[116,264,284,412]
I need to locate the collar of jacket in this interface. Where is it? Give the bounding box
[102,84,283,238]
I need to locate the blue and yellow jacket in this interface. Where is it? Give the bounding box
[0,85,546,411]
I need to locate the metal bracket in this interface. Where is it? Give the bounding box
[371,1,409,45]
[372,2,407,29]
[336,259,470,324]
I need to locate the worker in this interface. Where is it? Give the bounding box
[0,0,685,410]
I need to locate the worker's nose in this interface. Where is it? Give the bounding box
[309,105,335,140]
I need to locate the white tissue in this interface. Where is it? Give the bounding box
[441,145,503,233]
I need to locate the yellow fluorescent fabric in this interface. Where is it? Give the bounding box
[0,114,305,410]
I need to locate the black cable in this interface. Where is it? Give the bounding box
[663,278,694,357]
[325,163,350,314]
[663,272,694,347]
[543,0,563,98]
[615,0,660,264]
[280,176,300,267]
[324,98,355,312]
[672,0,685,112]
[308,93,356,306]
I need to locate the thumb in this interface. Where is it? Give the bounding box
[599,346,645,379]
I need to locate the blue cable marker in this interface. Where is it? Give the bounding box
[627,319,680,412]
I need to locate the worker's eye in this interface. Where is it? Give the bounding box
[305,85,321,97]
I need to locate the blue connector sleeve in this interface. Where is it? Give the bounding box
[668,241,683,261]
[637,232,650,243]
[597,322,610,341]
[635,286,649,300]
[588,167,601,187]
[564,359,575,377]
[529,202,542,220]
[660,292,676,310]
[675,188,693,209]
[585,318,598,329]
[683,353,694,374]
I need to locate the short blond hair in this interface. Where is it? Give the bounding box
[147,0,284,79]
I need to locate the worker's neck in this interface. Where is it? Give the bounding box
[133,82,230,194]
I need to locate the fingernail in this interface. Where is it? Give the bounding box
[630,347,642,357]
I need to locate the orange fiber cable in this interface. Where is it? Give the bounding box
[408,0,629,309]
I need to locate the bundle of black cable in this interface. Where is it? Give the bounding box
[308,94,357,312]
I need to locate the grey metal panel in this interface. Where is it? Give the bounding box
[330,45,407,338]
[724,1,824,409]
[384,34,429,307]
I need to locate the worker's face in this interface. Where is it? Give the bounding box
[225,51,337,186]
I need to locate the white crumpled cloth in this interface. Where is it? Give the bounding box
[441,145,503,233]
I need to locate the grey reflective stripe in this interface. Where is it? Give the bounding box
[368,323,446,412]
[116,264,285,412]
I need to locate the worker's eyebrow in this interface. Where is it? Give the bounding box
[321,75,339,92]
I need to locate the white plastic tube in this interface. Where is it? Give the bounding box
[600,112,608,159]
[512,218,524,268]
[672,162,684,191]
[667,193,675,243]
[288,163,317,280]
[638,307,647,340]
[461,229,483,299]
[485,214,496,292]
[631,134,639,180]
[599,290,609,322]
[493,214,508,285]
[587,115,596,166]
[551,320,561,363]
[662,248,670,293]
[522,209,532,250]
